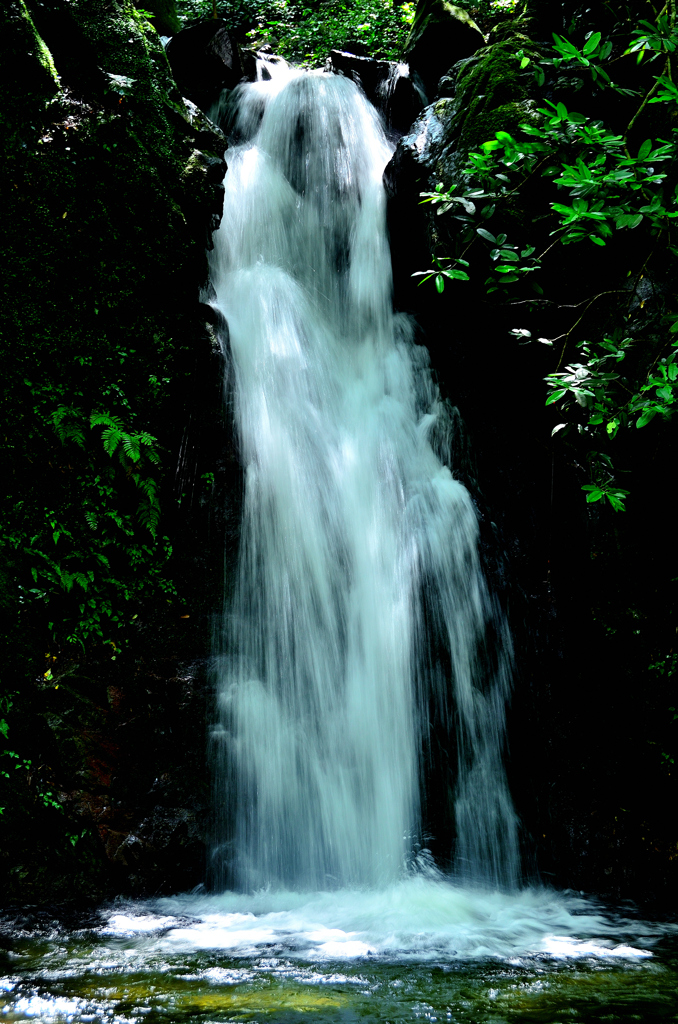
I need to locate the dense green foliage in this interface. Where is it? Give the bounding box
[1,0,225,896]
[416,10,678,510]
[175,0,415,64]
[171,0,514,66]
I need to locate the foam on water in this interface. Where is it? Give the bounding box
[100,883,661,961]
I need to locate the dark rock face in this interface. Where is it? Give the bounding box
[404,0,485,101]
[166,20,246,114]
[325,50,424,137]
[326,47,391,97]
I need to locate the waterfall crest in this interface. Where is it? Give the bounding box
[211,67,519,892]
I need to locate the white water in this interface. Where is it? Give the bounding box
[123,884,659,961]
[210,65,518,894]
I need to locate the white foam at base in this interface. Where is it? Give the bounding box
[100,881,661,961]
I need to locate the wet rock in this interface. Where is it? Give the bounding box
[326,49,391,104]
[385,21,540,241]
[166,19,245,114]
[404,0,485,101]
[325,50,424,137]
[385,67,427,136]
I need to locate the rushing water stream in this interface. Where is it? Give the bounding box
[3,61,677,1024]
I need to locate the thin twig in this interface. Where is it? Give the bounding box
[626,56,670,135]
[536,235,564,261]
[510,288,625,310]
[554,290,627,369]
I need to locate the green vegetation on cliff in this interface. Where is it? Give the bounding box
[1,0,226,899]
[415,5,678,511]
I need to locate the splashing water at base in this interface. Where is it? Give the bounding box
[150,883,660,960]
[3,886,678,1024]
[210,62,518,894]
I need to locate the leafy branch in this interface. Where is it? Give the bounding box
[413,13,678,511]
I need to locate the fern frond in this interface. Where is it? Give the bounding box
[138,432,161,464]
[51,406,86,447]
[101,425,123,457]
[90,411,123,431]
[72,572,89,591]
[121,433,142,463]
[136,500,160,538]
[59,570,74,593]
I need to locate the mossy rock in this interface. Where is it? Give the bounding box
[405,27,542,186]
[446,35,539,149]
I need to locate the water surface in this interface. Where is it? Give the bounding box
[3,883,677,1023]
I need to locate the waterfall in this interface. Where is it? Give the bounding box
[210,66,519,893]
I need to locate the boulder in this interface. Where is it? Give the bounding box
[383,66,427,136]
[326,48,391,104]
[404,0,485,101]
[166,19,245,113]
[325,50,424,137]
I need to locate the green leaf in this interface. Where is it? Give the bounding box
[546,389,568,405]
[476,227,496,242]
[606,493,627,511]
[552,34,580,61]
[638,138,653,160]
[590,236,606,246]
[637,408,657,427]
[616,213,643,229]
[583,486,604,502]
[435,274,445,293]
[520,55,530,68]
[583,31,602,55]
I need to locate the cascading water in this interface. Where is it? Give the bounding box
[210,64,519,894]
